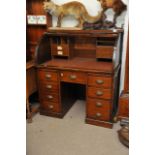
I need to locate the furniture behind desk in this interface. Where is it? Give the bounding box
[35,29,123,128]
[26,61,38,122]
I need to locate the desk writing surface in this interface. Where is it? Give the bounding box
[39,57,115,74]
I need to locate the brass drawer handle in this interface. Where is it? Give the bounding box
[96,102,102,107]
[69,75,77,80]
[47,95,53,99]
[57,51,63,55]
[96,79,104,84]
[49,105,54,109]
[96,91,103,96]
[46,85,52,89]
[57,46,62,50]
[45,74,51,78]
[96,112,102,117]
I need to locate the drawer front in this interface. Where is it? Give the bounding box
[119,98,129,117]
[96,46,114,59]
[88,75,112,88]
[40,101,61,113]
[38,70,58,82]
[60,71,87,84]
[39,92,59,103]
[87,87,112,100]
[120,105,129,117]
[87,98,111,121]
[52,46,69,57]
[39,81,59,93]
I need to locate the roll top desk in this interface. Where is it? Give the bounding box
[35,29,123,128]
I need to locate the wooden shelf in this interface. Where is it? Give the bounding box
[46,28,124,35]
[27,0,52,59]
[74,47,96,50]
[27,24,47,26]
[29,41,37,45]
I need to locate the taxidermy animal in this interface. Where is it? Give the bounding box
[97,0,127,26]
[43,0,102,28]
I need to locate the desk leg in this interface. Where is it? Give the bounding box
[26,99,32,123]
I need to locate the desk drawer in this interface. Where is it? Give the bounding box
[87,87,112,100]
[39,81,59,93]
[60,71,87,84]
[40,101,61,113]
[87,98,111,121]
[88,75,112,88]
[38,70,58,82]
[40,92,59,103]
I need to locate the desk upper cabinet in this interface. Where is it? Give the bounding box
[35,29,123,128]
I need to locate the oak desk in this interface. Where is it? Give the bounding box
[35,29,123,128]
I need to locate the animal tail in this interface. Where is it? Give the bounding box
[83,10,102,23]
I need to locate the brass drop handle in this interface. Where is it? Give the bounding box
[49,105,54,109]
[47,95,53,99]
[45,74,51,78]
[96,79,104,84]
[96,112,102,117]
[69,75,77,80]
[96,91,103,96]
[46,85,52,89]
[96,102,102,107]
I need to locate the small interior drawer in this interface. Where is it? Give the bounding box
[87,87,112,100]
[96,46,114,59]
[38,69,58,82]
[52,45,70,56]
[60,71,87,84]
[88,74,112,88]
